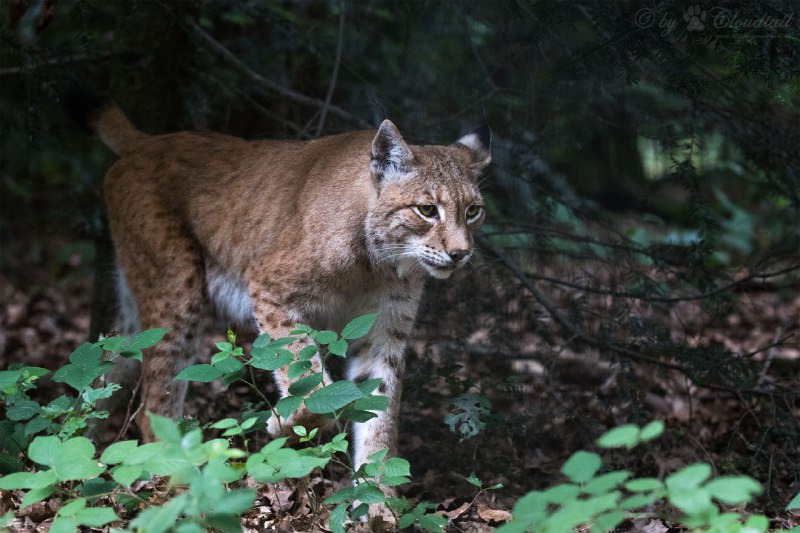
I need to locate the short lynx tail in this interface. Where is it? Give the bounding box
[64,89,146,155]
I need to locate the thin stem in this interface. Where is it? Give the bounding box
[314,0,346,138]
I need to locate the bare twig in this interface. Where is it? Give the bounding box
[0,52,116,76]
[183,16,371,130]
[315,0,346,138]
[477,234,800,399]
[112,371,144,445]
[476,234,684,371]
[524,265,799,304]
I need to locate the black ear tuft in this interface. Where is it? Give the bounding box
[64,88,108,132]
[473,125,491,151]
[371,119,414,180]
[454,125,492,169]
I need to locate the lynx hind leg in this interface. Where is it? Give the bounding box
[101,265,142,393]
[114,235,208,442]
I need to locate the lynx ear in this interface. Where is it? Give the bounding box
[371,119,414,180]
[455,125,492,170]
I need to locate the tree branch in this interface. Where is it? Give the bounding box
[478,234,799,398]
[476,234,684,372]
[182,16,371,130]
[315,0,346,138]
[0,52,116,77]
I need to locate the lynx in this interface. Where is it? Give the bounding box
[77,95,490,492]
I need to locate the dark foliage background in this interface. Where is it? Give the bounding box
[1,0,798,519]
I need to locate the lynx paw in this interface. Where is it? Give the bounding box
[367,503,397,531]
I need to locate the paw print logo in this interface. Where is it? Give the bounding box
[683,5,706,31]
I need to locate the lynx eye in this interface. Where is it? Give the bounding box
[415,205,438,218]
[466,205,482,219]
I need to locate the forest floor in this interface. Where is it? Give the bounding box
[1,239,799,532]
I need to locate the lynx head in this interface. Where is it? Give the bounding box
[366,119,491,279]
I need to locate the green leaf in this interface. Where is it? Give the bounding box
[624,477,663,492]
[211,418,239,429]
[268,337,297,348]
[705,476,762,504]
[418,512,447,532]
[288,373,323,396]
[212,488,256,514]
[745,515,770,532]
[665,463,712,492]
[354,483,386,503]
[149,413,182,443]
[241,417,258,430]
[57,497,87,516]
[330,502,349,533]
[112,464,142,487]
[466,475,482,487]
[788,492,800,510]
[253,332,271,348]
[21,486,55,509]
[313,330,338,344]
[76,478,115,498]
[597,424,640,449]
[174,364,222,382]
[75,507,119,527]
[287,360,312,380]
[275,396,303,419]
[398,513,417,529]
[367,448,389,463]
[298,344,318,360]
[325,487,356,505]
[620,492,660,509]
[215,355,244,374]
[582,470,630,494]
[7,400,39,421]
[355,378,383,394]
[101,440,139,465]
[639,420,664,441]
[669,487,713,515]
[542,483,580,504]
[52,343,111,391]
[592,510,626,533]
[28,435,61,466]
[341,314,378,340]
[130,329,168,350]
[384,457,411,478]
[130,493,188,533]
[306,381,364,414]
[350,395,389,413]
[327,338,349,356]
[561,451,602,483]
[49,517,79,533]
[0,471,35,489]
[211,351,231,364]
[251,349,294,371]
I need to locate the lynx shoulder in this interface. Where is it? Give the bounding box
[77,95,490,493]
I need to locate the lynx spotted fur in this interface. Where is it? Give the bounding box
[81,98,490,493]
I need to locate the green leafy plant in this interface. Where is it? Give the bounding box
[444,391,492,441]
[499,420,799,533]
[1,316,450,532]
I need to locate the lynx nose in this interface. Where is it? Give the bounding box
[448,249,470,263]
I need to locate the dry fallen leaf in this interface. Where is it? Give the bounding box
[476,502,512,524]
[443,501,470,520]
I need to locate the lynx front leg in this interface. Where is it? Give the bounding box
[346,335,410,525]
[249,289,333,437]
[346,301,418,525]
